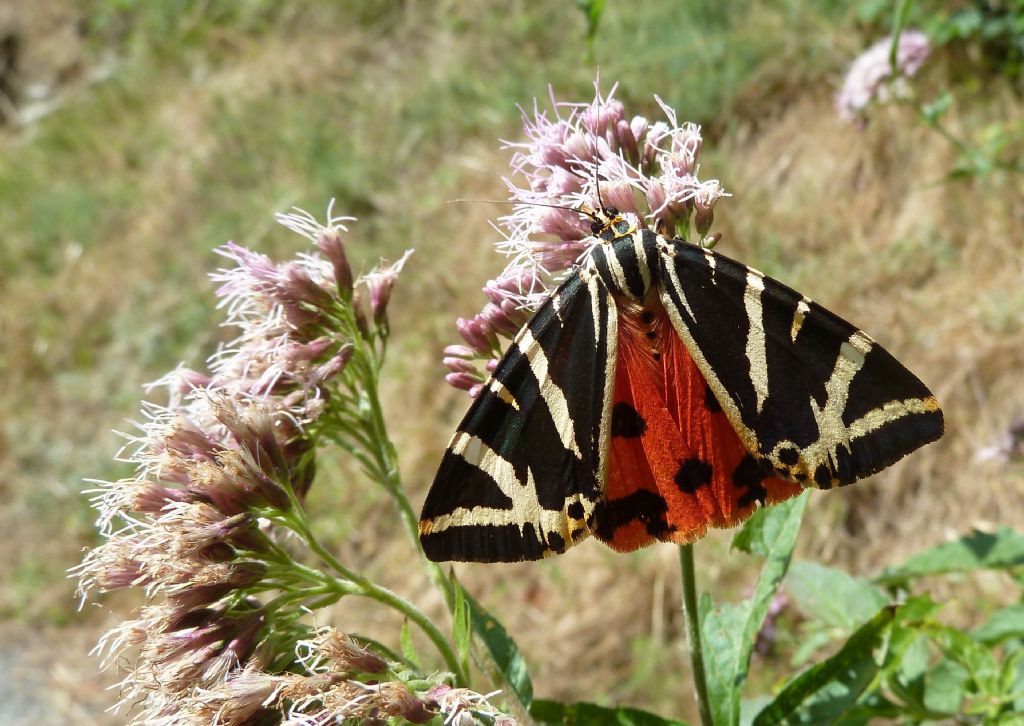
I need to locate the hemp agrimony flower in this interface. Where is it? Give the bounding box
[74,204,511,724]
[444,81,729,394]
[836,29,931,124]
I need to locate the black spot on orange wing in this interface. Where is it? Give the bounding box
[567,501,585,520]
[612,402,647,438]
[591,490,671,542]
[733,454,771,489]
[732,454,772,508]
[738,482,768,508]
[675,459,713,493]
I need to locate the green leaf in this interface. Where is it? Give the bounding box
[876,527,1024,585]
[452,580,472,679]
[786,562,889,632]
[922,624,1001,696]
[752,606,895,726]
[892,633,930,706]
[878,596,944,690]
[999,647,1024,710]
[574,0,606,40]
[400,619,421,666]
[972,604,1024,644]
[702,492,808,726]
[531,699,690,726]
[921,90,952,123]
[462,587,534,709]
[922,659,968,714]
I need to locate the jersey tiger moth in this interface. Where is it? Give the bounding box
[419,207,943,562]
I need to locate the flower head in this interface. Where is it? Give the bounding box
[444,80,728,394]
[837,29,931,124]
[74,203,417,724]
[361,249,415,328]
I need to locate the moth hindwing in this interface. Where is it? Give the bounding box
[420,213,943,562]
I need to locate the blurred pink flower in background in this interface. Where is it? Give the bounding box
[836,29,931,124]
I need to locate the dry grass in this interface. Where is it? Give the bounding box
[1,1,1022,722]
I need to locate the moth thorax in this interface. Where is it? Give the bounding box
[588,229,661,301]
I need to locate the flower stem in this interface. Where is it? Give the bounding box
[679,544,714,726]
[294,510,469,686]
[358,356,458,610]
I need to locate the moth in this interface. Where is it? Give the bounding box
[420,207,943,562]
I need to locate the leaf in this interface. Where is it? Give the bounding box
[752,606,895,726]
[972,604,1024,644]
[452,580,472,679]
[786,562,889,632]
[922,659,968,714]
[921,91,952,123]
[921,624,1001,697]
[531,699,690,726]
[876,527,1024,585]
[890,633,930,707]
[877,596,944,704]
[400,620,421,666]
[574,0,606,40]
[462,587,534,709]
[702,493,809,726]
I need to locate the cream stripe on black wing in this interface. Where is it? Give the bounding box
[659,239,943,488]
[420,272,618,562]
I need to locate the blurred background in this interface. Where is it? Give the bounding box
[0,1,1021,723]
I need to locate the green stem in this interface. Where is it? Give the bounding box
[285,503,468,686]
[908,99,1022,176]
[680,544,714,726]
[358,354,458,611]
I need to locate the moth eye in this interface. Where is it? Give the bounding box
[604,206,620,218]
[590,220,603,235]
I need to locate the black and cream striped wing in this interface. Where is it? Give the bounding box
[420,272,617,562]
[658,240,943,488]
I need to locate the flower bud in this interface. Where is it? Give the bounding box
[315,227,354,302]
[615,119,639,163]
[443,344,476,359]
[445,372,481,392]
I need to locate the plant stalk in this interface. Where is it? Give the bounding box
[679,544,714,726]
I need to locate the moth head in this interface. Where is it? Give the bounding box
[581,204,635,241]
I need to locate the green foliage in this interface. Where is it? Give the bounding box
[752,606,895,725]
[575,0,606,41]
[786,562,889,632]
[701,494,809,726]
[531,699,691,726]
[877,526,1024,585]
[858,0,1024,73]
[750,529,1024,725]
[462,587,534,710]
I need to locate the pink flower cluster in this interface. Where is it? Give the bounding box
[445,82,728,395]
[836,29,931,124]
[73,205,418,724]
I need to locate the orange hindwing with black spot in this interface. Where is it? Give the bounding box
[420,212,943,562]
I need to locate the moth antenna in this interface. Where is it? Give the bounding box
[445,198,515,206]
[445,191,603,227]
